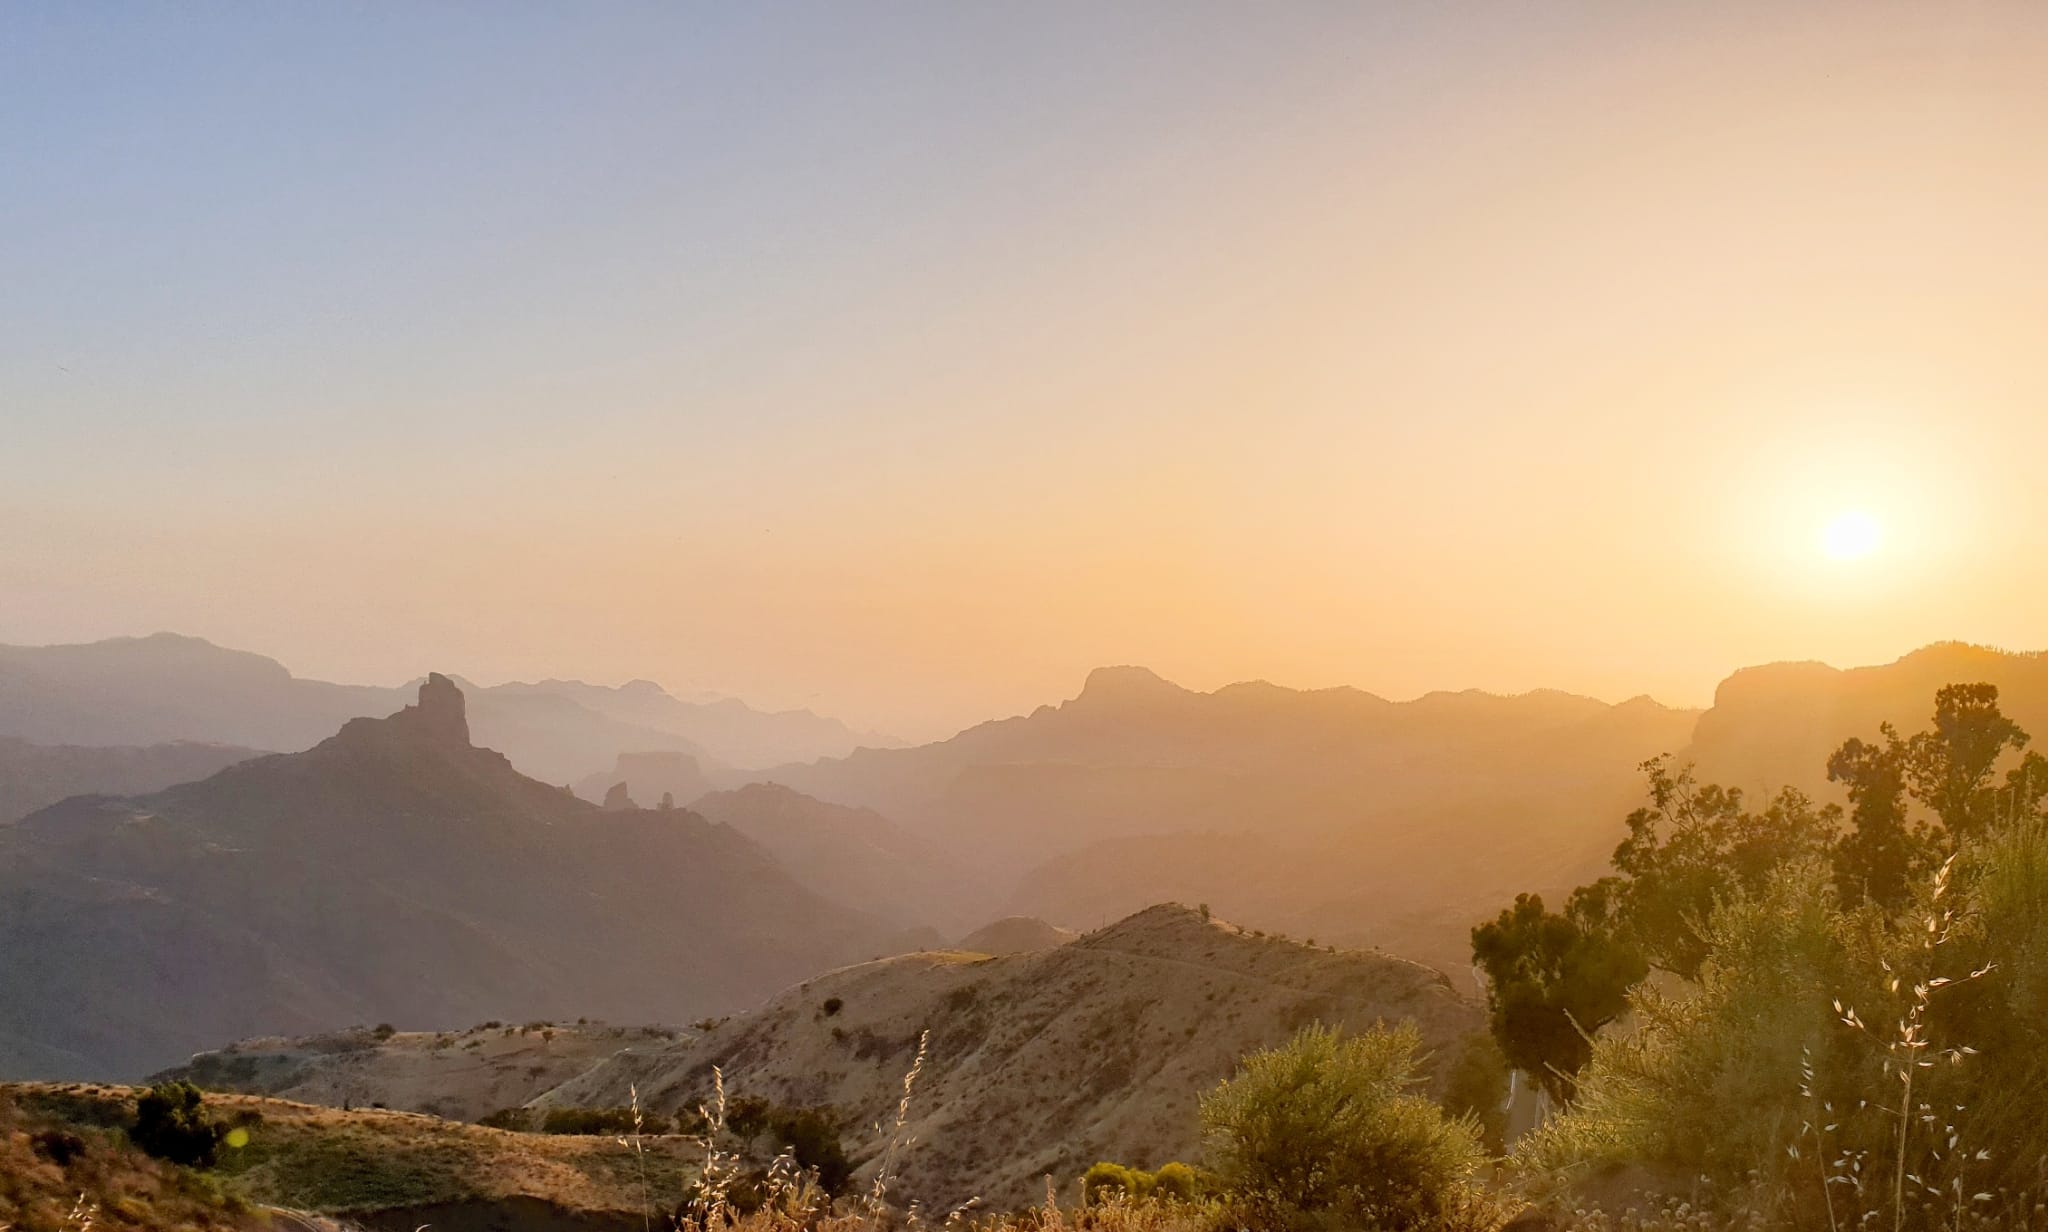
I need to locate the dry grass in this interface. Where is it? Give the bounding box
[0,1087,257,1232]
[7,1081,704,1219]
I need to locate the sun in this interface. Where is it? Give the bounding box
[1820,510,1883,561]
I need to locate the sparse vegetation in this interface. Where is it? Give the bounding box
[543,1105,670,1136]
[131,1081,226,1169]
[1199,1023,1484,1231]
[1486,683,2048,1228]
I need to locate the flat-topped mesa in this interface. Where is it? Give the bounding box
[1072,664,1188,706]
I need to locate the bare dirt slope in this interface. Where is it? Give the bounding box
[159,1022,690,1123]
[534,904,1483,1210]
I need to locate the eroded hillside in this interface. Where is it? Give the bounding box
[534,904,1483,1210]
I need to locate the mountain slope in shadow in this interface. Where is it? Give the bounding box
[0,675,899,1081]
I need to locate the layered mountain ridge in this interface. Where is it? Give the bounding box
[0,633,887,781]
[0,675,901,1081]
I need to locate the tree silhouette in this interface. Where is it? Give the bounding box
[1470,886,1645,1104]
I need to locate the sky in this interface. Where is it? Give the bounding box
[4,3,2047,739]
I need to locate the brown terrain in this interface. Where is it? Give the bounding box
[159,1022,690,1124]
[532,904,1483,1210]
[155,905,1483,1211]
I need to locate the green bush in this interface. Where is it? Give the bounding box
[1084,1161,1148,1202]
[131,1081,225,1169]
[1149,1161,1201,1202]
[1439,1033,1510,1153]
[1200,1023,1482,1231]
[1522,825,2048,1223]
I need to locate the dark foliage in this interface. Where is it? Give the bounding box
[131,1081,225,1168]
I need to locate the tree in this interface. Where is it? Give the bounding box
[1830,684,2041,911]
[132,1081,225,1168]
[1471,887,1645,1104]
[1199,1023,1481,1231]
[1828,729,1928,912]
[1904,683,2029,838]
[1608,757,1838,979]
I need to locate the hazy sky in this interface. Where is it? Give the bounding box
[5,4,2047,738]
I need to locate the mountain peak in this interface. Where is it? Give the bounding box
[1075,665,1186,705]
[414,672,469,745]
[329,671,472,752]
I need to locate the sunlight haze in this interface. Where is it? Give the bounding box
[6,3,2047,737]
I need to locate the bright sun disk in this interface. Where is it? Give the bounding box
[1821,510,1883,561]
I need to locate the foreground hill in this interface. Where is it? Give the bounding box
[0,676,900,1081]
[0,1085,267,1232]
[7,1082,695,1231]
[158,1021,685,1123]
[0,735,261,823]
[0,632,879,781]
[533,904,1484,1210]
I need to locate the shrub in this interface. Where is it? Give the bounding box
[1085,1161,1149,1202]
[540,1105,648,1135]
[478,1106,534,1131]
[725,1095,772,1141]
[1521,832,2048,1223]
[770,1105,852,1194]
[30,1128,86,1166]
[1200,1023,1481,1231]
[131,1081,225,1168]
[1150,1161,1201,1202]
[1440,1033,1511,1153]
[820,997,843,1017]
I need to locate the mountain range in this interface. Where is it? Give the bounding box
[3,634,2043,1085]
[0,633,891,782]
[0,675,902,1080]
[0,736,262,824]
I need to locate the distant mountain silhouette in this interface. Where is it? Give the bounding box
[762,667,1700,976]
[689,782,989,932]
[492,678,898,768]
[0,736,261,823]
[955,915,1076,954]
[573,750,716,809]
[0,633,885,782]
[972,646,2048,977]
[1681,642,2048,796]
[0,675,900,1081]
